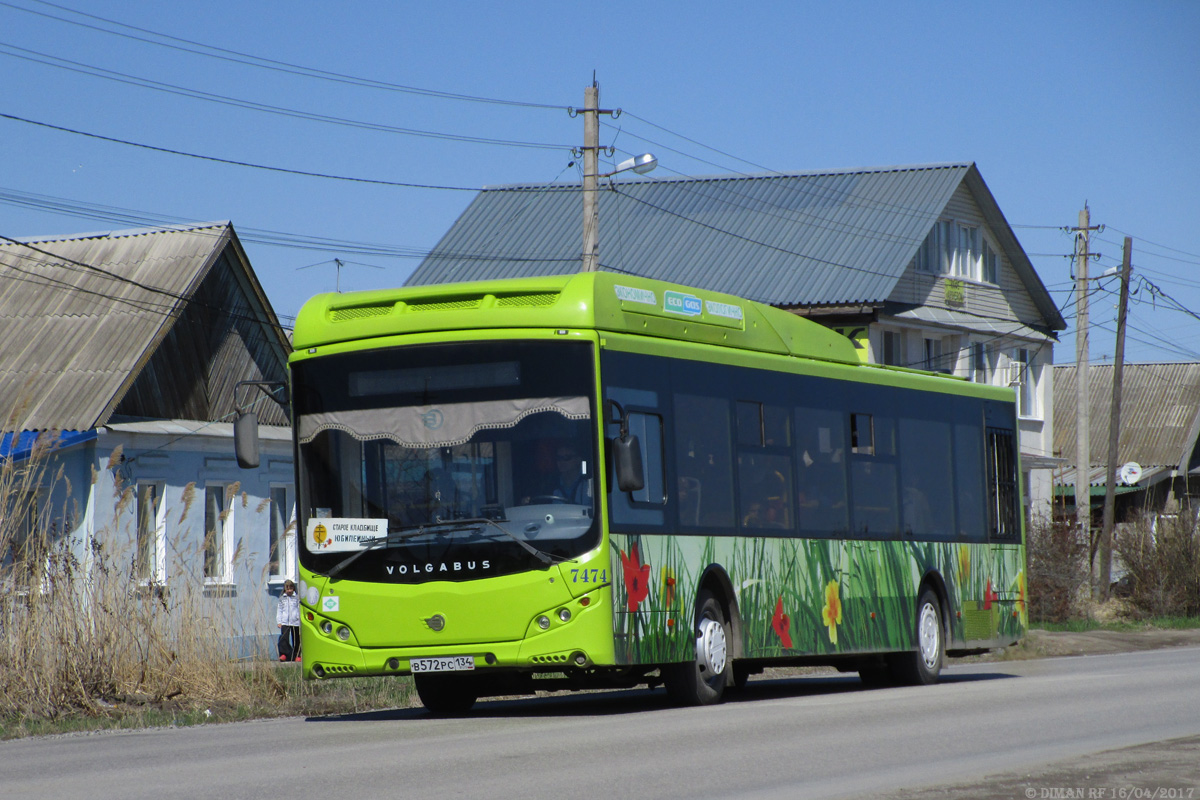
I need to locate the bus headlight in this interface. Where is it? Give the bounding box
[558,608,571,622]
[537,615,551,630]
[336,626,351,641]
[320,620,333,635]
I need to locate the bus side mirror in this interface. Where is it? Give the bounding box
[234,411,260,469]
[614,434,645,492]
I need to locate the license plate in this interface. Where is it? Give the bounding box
[410,656,475,673]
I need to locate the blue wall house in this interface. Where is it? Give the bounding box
[0,222,294,656]
[406,162,1067,519]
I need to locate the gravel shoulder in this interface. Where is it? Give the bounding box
[995,626,1200,660]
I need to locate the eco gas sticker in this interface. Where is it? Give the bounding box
[321,596,340,613]
[664,290,702,316]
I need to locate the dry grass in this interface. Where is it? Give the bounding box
[1026,517,1091,623]
[0,426,413,739]
[1115,513,1200,618]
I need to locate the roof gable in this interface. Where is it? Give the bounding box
[0,223,290,431]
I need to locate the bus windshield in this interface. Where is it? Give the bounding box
[293,340,598,582]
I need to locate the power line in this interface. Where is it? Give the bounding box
[0,184,578,275]
[1106,225,1200,262]
[0,112,483,190]
[0,42,572,151]
[2,0,565,110]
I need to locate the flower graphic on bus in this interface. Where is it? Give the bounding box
[956,544,971,584]
[1014,571,1027,626]
[771,595,793,649]
[619,543,651,614]
[822,580,843,645]
[983,579,999,611]
[661,567,677,611]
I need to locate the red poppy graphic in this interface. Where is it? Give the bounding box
[772,595,793,649]
[983,579,999,611]
[619,544,651,614]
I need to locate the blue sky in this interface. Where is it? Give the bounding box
[2,0,1197,363]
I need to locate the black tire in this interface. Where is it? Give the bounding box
[664,589,731,706]
[888,588,944,686]
[414,673,478,715]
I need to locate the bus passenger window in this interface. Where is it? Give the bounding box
[851,414,873,455]
[674,394,735,530]
[796,408,849,536]
[738,453,793,530]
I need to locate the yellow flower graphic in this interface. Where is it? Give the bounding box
[822,580,843,645]
[956,544,971,585]
[1014,570,1027,626]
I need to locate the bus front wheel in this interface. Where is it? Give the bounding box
[888,588,944,686]
[665,589,731,706]
[414,673,478,715]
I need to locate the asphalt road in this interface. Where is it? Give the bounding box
[2,647,1199,800]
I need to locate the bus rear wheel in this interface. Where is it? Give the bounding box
[665,589,731,706]
[414,673,478,715]
[888,588,944,686]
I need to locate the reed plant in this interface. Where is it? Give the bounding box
[0,423,413,737]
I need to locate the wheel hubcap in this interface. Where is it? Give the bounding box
[696,616,727,675]
[918,602,940,669]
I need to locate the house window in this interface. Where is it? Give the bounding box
[952,224,980,279]
[924,337,944,372]
[971,342,996,384]
[204,484,233,583]
[268,485,294,580]
[4,488,49,570]
[882,330,906,366]
[917,220,955,274]
[982,238,1000,284]
[1013,348,1039,418]
[917,220,995,283]
[136,482,166,584]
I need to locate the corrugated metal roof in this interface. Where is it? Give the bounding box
[407,162,1064,330]
[0,222,287,431]
[1052,362,1200,486]
[892,306,1057,342]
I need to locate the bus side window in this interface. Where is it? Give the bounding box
[606,387,667,529]
[626,411,665,506]
[796,407,849,536]
[674,393,735,530]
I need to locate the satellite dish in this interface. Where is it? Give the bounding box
[1118,462,1142,485]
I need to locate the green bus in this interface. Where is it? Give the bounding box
[268,271,1026,712]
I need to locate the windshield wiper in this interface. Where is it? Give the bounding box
[322,526,440,580]
[455,517,565,566]
[321,518,561,580]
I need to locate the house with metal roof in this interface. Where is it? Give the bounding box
[1052,362,1200,519]
[0,222,294,655]
[406,161,1066,517]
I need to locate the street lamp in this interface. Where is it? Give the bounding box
[576,81,657,272]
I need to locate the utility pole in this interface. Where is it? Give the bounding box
[1073,206,1093,567]
[1098,236,1133,600]
[581,82,600,272]
[578,79,618,272]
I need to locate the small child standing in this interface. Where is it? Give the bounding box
[277,579,301,662]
